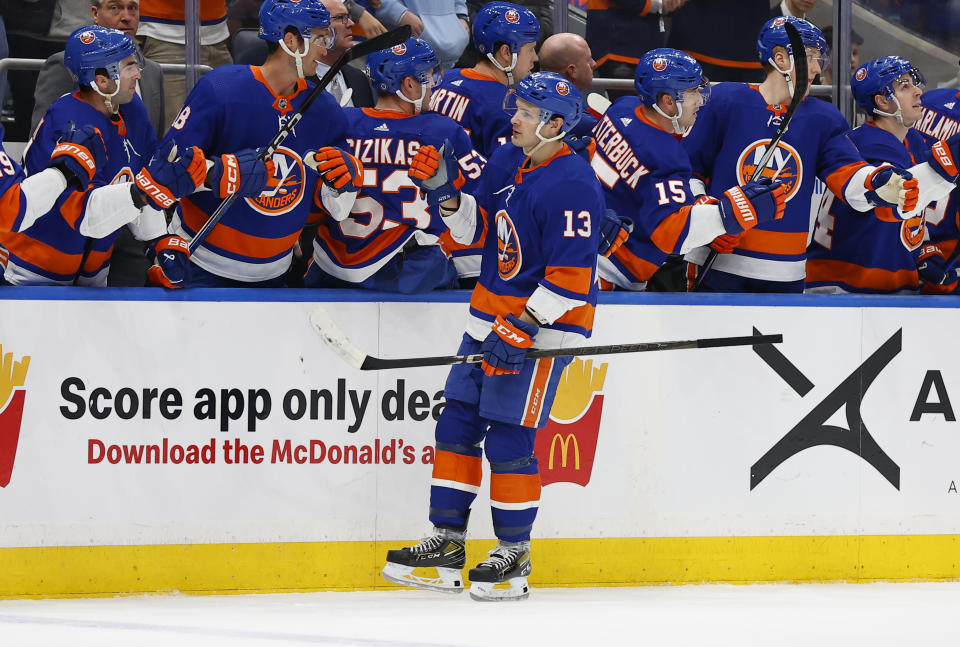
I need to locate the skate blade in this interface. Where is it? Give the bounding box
[381,563,464,594]
[468,577,530,601]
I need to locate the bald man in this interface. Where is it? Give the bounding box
[539,32,600,137]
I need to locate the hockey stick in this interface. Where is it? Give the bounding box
[310,306,782,370]
[187,25,412,254]
[692,20,808,291]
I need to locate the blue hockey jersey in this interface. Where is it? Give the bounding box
[310,107,484,283]
[429,68,512,159]
[2,92,156,285]
[591,96,702,289]
[459,142,605,348]
[915,88,960,268]
[164,65,348,282]
[806,123,928,293]
[682,83,871,285]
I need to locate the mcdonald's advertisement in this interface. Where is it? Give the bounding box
[1,295,960,550]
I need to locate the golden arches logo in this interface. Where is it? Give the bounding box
[548,433,579,470]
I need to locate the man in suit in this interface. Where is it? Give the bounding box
[32,0,165,138]
[318,0,376,109]
[30,1,166,287]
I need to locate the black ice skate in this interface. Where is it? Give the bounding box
[468,540,531,601]
[382,528,466,593]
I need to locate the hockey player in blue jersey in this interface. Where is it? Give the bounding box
[1,26,206,287]
[593,48,788,291]
[806,56,960,294]
[383,72,605,601]
[307,37,485,292]
[429,2,540,284]
[914,85,960,291]
[163,0,364,287]
[682,17,923,293]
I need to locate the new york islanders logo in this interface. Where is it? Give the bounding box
[772,16,787,27]
[246,146,306,216]
[79,31,96,44]
[736,139,803,201]
[495,209,522,280]
[855,67,868,82]
[0,345,30,488]
[534,359,607,487]
[505,8,521,23]
[652,57,668,72]
[555,81,570,96]
[392,43,407,55]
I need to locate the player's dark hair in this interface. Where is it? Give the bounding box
[265,26,304,54]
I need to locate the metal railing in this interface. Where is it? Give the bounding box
[0,58,212,76]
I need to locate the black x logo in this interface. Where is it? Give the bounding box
[750,328,901,490]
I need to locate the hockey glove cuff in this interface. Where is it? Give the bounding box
[135,141,207,210]
[147,235,191,289]
[565,135,596,162]
[480,314,537,377]
[865,166,919,212]
[598,209,632,258]
[717,179,786,235]
[305,147,364,194]
[207,149,276,199]
[50,122,106,189]
[927,136,960,182]
[408,139,465,206]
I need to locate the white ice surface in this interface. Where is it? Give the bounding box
[1,583,958,646]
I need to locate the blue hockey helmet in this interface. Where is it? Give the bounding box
[64,26,137,86]
[504,71,583,132]
[757,16,829,69]
[852,55,926,115]
[259,0,331,42]
[634,48,710,107]
[472,2,539,57]
[366,38,442,112]
[366,37,441,94]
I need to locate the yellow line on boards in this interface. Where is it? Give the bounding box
[2,535,960,599]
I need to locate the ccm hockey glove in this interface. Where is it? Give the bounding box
[480,314,537,377]
[926,135,960,182]
[207,149,276,199]
[717,179,787,235]
[147,235,191,289]
[305,146,363,193]
[408,139,465,206]
[49,122,106,189]
[865,166,919,212]
[134,140,207,210]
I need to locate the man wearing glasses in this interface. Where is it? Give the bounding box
[316,0,376,108]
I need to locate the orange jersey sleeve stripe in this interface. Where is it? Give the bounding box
[805,259,919,291]
[825,161,868,199]
[470,283,595,330]
[3,232,111,276]
[490,472,542,504]
[544,265,593,295]
[737,229,808,256]
[650,205,692,255]
[181,200,301,259]
[611,244,660,282]
[59,192,87,230]
[432,449,483,487]
[313,222,411,266]
[0,186,22,231]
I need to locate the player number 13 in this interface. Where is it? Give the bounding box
[563,210,592,238]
